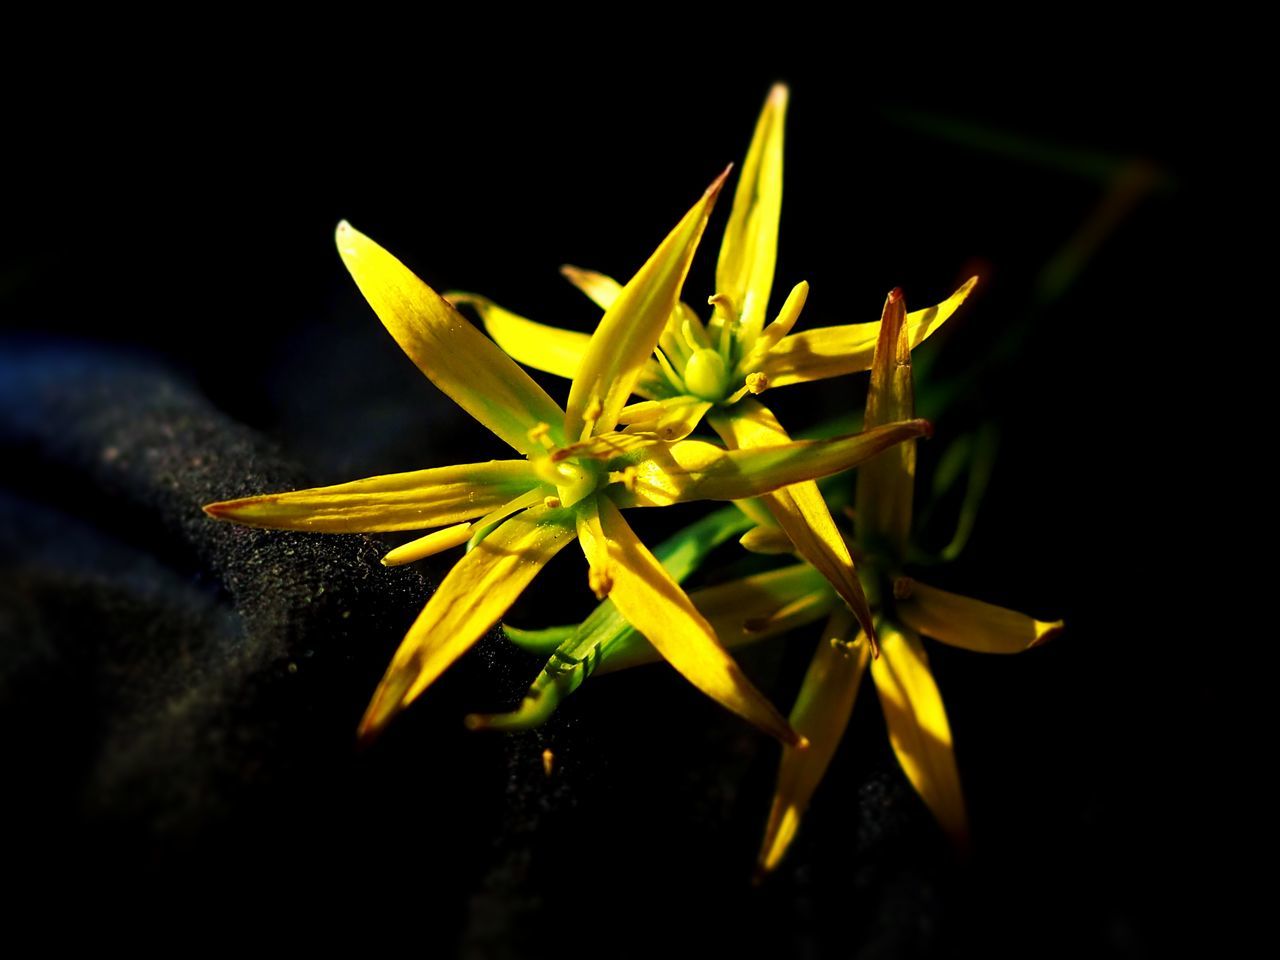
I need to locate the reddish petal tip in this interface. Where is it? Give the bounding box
[707,163,734,198]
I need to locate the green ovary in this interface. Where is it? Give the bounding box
[684,349,729,401]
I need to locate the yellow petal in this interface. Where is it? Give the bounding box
[335,221,566,453]
[448,292,590,382]
[711,401,879,650]
[598,563,834,673]
[738,525,796,555]
[577,497,802,747]
[717,83,787,346]
[758,610,869,874]
[560,264,623,310]
[564,170,727,440]
[759,277,979,389]
[870,621,968,848]
[381,523,473,566]
[896,579,1064,653]
[856,288,915,558]
[358,502,577,740]
[202,460,540,532]
[618,396,714,441]
[611,420,931,508]
[745,280,809,365]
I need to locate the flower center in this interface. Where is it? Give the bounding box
[683,348,730,401]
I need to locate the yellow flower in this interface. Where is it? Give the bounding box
[203,177,929,745]
[747,288,1064,874]
[450,84,976,652]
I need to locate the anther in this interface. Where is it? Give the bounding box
[543,495,562,509]
[526,422,555,449]
[745,371,770,394]
[893,577,914,600]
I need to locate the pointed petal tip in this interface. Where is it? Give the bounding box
[768,82,790,106]
[707,163,734,199]
[355,713,383,750]
[335,219,360,257]
[887,287,904,303]
[462,713,487,731]
[917,418,934,439]
[1030,619,1066,648]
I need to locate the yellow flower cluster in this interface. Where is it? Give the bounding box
[204,84,1060,873]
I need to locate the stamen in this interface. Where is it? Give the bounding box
[543,495,562,509]
[526,422,555,450]
[708,294,735,357]
[580,396,603,442]
[541,747,555,777]
[745,371,770,394]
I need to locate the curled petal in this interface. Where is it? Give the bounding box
[760,277,979,389]
[758,610,869,875]
[856,288,915,558]
[871,621,968,848]
[335,222,567,453]
[577,497,802,747]
[449,292,590,382]
[203,460,540,532]
[358,503,577,741]
[565,170,727,440]
[896,579,1063,653]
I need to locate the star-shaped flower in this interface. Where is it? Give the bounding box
[203,176,929,744]
[451,84,976,651]
[709,288,1063,872]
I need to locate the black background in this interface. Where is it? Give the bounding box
[2,27,1209,957]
